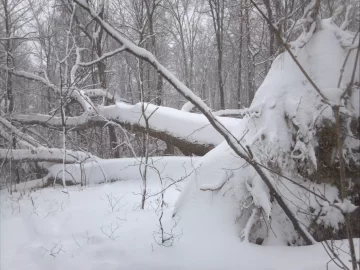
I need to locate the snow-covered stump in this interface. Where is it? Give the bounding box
[174,19,359,246]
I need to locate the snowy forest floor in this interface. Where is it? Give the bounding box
[1,157,358,270]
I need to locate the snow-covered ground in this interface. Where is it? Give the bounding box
[1,157,357,270]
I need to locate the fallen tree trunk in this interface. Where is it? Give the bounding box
[9,103,239,156]
[0,148,95,164]
[0,116,96,164]
[0,117,42,148]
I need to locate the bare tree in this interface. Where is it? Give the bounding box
[208,0,226,109]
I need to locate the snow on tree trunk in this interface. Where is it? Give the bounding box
[8,103,240,156]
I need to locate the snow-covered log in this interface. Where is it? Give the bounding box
[0,117,42,148]
[0,148,95,164]
[10,103,240,155]
[0,117,96,164]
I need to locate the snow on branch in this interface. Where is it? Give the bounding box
[213,109,246,118]
[82,89,119,102]
[10,112,99,130]
[200,171,233,191]
[78,46,126,67]
[2,66,98,112]
[0,67,58,92]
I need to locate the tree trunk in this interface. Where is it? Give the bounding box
[209,0,225,110]
[263,0,275,73]
[94,7,120,158]
[237,2,243,109]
